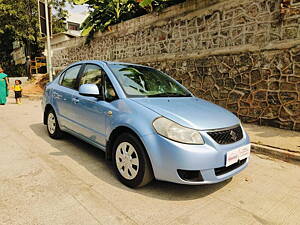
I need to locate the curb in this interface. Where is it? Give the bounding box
[251,143,300,165]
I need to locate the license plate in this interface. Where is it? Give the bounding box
[226,144,251,167]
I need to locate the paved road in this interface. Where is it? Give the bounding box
[0,97,300,225]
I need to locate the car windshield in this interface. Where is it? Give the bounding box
[108,64,192,98]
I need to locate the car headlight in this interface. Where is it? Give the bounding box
[152,117,204,145]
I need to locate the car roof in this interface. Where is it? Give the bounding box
[69,60,151,68]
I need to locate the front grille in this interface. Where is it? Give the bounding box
[214,159,247,176]
[207,125,243,145]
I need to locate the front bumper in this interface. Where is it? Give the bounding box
[141,127,250,185]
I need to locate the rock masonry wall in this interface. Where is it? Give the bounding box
[52,0,300,131]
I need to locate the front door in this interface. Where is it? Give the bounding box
[71,64,108,146]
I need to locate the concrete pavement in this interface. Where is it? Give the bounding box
[243,124,300,164]
[1,97,300,225]
[244,124,300,153]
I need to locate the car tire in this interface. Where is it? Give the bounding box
[46,109,63,139]
[112,133,154,188]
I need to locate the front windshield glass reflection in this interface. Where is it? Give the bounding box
[108,64,192,98]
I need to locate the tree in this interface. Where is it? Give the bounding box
[76,0,144,41]
[51,0,72,33]
[75,0,184,42]
[0,0,71,76]
[138,0,182,12]
[0,0,42,57]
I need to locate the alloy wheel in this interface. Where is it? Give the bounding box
[47,112,56,135]
[115,142,139,180]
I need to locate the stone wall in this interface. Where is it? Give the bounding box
[147,47,300,131]
[52,0,300,131]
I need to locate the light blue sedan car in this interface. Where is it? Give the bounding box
[42,60,250,188]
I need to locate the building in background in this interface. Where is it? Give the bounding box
[41,12,87,75]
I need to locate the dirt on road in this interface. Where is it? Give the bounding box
[0,97,300,225]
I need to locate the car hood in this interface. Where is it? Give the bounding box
[131,97,240,130]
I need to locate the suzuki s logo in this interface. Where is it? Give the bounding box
[230,130,238,141]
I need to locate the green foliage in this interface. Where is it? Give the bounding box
[0,0,70,51]
[0,0,69,73]
[51,0,72,34]
[77,0,185,43]
[73,0,89,4]
[80,0,145,43]
[52,14,68,34]
[0,29,15,76]
[0,0,42,73]
[141,0,184,12]
[139,0,153,7]
[0,0,39,41]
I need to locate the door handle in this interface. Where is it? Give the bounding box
[72,98,80,104]
[53,92,62,99]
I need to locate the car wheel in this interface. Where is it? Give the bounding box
[47,109,63,139]
[112,133,153,188]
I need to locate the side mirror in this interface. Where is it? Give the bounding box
[79,84,102,98]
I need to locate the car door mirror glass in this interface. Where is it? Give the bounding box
[79,84,102,98]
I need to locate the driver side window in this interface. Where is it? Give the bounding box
[79,64,103,87]
[104,76,117,102]
[79,64,118,101]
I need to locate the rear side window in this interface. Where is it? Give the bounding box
[61,65,82,89]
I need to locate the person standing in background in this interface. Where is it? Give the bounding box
[12,80,22,104]
[0,67,9,105]
[25,56,32,79]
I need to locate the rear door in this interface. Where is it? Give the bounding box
[53,64,82,130]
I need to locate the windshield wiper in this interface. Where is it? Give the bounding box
[148,92,192,97]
